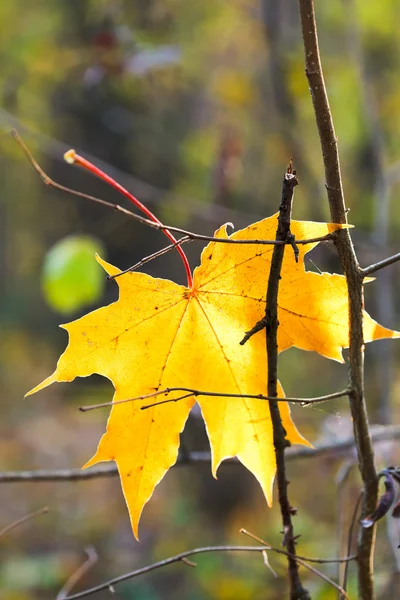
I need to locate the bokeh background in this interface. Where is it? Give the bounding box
[1,1,400,598]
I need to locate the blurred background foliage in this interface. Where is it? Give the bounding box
[1,0,400,598]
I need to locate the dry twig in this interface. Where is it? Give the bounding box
[1,426,399,483]
[0,506,48,537]
[11,129,336,250]
[60,542,354,600]
[56,547,98,600]
[261,164,310,599]
[241,529,352,599]
[78,386,351,412]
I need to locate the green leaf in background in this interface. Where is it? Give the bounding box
[41,235,106,315]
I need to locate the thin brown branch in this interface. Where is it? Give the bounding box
[361,253,400,277]
[241,529,352,599]
[342,491,363,599]
[108,237,192,280]
[295,558,350,600]
[79,386,350,412]
[61,541,354,600]
[141,393,195,410]
[240,529,356,565]
[60,546,284,600]
[298,2,379,598]
[1,426,399,484]
[12,129,335,249]
[335,460,355,593]
[0,506,48,537]
[265,165,310,600]
[57,547,98,600]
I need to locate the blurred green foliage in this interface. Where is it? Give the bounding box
[41,235,105,315]
[1,0,400,598]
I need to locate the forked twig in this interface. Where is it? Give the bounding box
[59,540,354,600]
[240,529,356,565]
[64,148,193,287]
[241,529,352,599]
[59,546,289,600]
[79,386,351,412]
[11,130,336,250]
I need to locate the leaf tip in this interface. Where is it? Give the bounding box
[81,454,100,470]
[95,255,121,278]
[25,374,57,397]
[211,458,221,480]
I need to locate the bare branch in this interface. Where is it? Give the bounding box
[60,541,354,600]
[56,547,98,600]
[262,165,310,599]
[0,506,48,537]
[341,491,363,599]
[361,253,400,277]
[240,529,352,599]
[239,529,356,565]
[108,237,192,280]
[336,460,355,590]
[60,546,281,599]
[294,557,350,600]
[79,386,350,413]
[12,130,335,250]
[298,2,379,597]
[1,426,399,484]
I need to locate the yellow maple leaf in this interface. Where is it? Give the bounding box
[27,214,398,538]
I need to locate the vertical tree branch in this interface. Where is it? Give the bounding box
[298,2,378,598]
[267,164,310,600]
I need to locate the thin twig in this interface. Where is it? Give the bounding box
[61,542,354,600]
[60,546,289,600]
[336,460,355,595]
[264,165,310,600]
[0,506,48,537]
[64,149,193,287]
[180,557,197,568]
[79,386,351,412]
[361,253,400,277]
[0,425,400,483]
[295,557,350,600]
[298,2,378,598]
[108,237,192,280]
[341,491,363,599]
[1,426,399,484]
[241,529,352,599]
[262,549,279,578]
[57,547,98,600]
[240,529,356,564]
[11,130,335,249]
